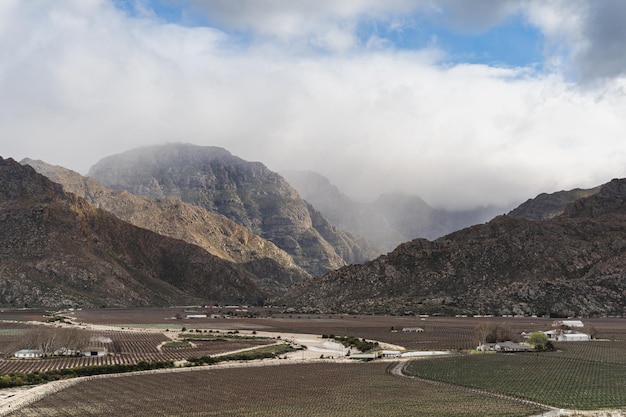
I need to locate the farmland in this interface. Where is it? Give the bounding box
[1,307,625,415]
[5,362,547,417]
[405,343,626,409]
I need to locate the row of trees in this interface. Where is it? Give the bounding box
[12,327,122,357]
[0,360,175,388]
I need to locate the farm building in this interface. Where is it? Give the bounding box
[476,343,497,352]
[14,349,43,358]
[186,314,207,319]
[381,350,401,358]
[402,327,424,333]
[349,352,378,361]
[80,347,108,357]
[552,320,584,328]
[543,330,590,342]
[495,341,533,352]
[477,342,533,352]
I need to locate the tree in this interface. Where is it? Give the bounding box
[20,327,88,356]
[474,323,494,345]
[527,332,553,351]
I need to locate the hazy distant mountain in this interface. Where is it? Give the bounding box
[88,144,376,276]
[281,170,504,253]
[22,158,309,294]
[283,178,626,317]
[0,157,270,308]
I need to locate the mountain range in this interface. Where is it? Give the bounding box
[283,179,626,317]
[1,143,624,316]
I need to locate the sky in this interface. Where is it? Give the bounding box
[2,1,626,210]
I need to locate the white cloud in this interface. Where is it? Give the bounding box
[1,0,626,212]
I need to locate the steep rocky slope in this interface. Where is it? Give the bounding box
[0,157,270,308]
[22,158,309,293]
[88,144,376,275]
[281,169,504,252]
[283,178,626,317]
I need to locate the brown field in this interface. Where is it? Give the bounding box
[6,362,548,417]
[72,307,626,348]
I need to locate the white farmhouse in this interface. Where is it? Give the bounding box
[14,349,44,358]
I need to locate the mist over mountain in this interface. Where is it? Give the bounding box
[0,157,270,308]
[281,170,505,253]
[88,144,377,276]
[22,158,309,294]
[283,178,626,317]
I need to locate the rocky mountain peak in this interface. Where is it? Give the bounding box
[88,144,375,276]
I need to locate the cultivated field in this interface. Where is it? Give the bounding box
[1,307,625,415]
[405,342,626,409]
[6,362,548,417]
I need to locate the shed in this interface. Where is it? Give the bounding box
[349,352,378,361]
[402,327,424,333]
[14,349,43,358]
[552,320,584,328]
[381,350,401,358]
[494,341,533,352]
[559,332,590,341]
[80,347,108,357]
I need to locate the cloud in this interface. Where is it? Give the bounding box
[1,0,626,212]
[573,0,626,81]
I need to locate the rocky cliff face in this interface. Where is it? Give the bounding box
[0,157,270,308]
[281,170,504,252]
[283,179,626,317]
[88,144,375,276]
[22,158,309,294]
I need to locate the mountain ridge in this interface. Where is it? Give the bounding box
[282,178,626,317]
[0,157,271,308]
[22,158,309,294]
[88,143,376,276]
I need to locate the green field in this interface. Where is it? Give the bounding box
[405,341,626,409]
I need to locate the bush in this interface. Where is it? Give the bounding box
[527,332,554,351]
[0,360,176,388]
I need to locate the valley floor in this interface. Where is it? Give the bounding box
[0,309,624,416]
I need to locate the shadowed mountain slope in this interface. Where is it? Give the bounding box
[22,158,309,294]
[0,157,270,308]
